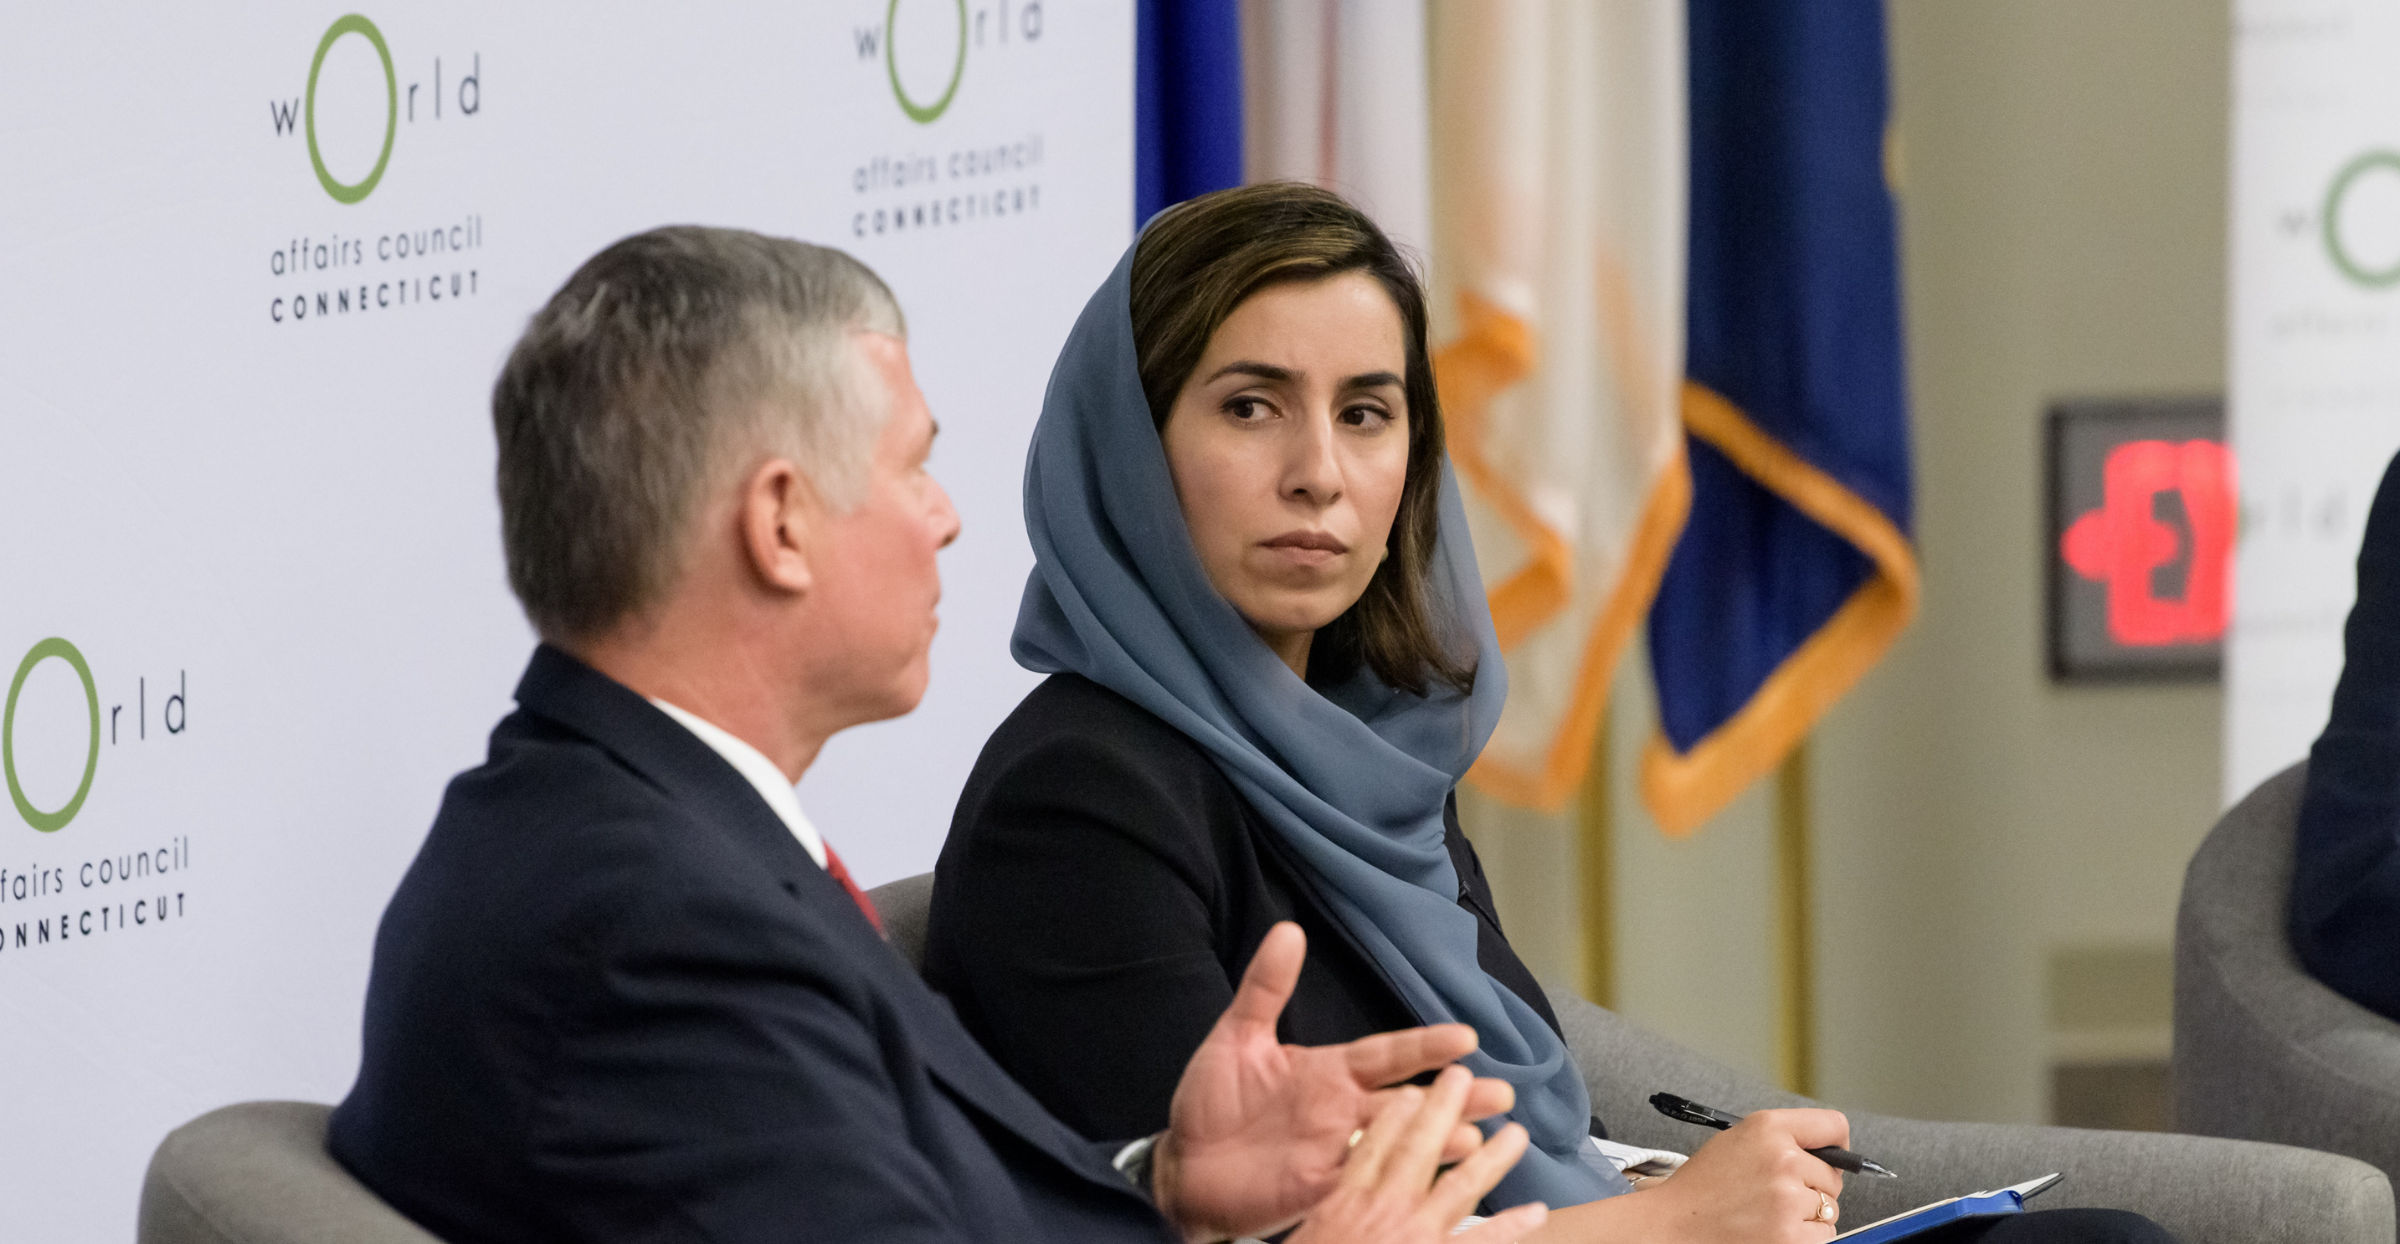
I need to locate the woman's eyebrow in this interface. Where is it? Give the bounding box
[1202,363,1403,390]
[1204,360,1295,385]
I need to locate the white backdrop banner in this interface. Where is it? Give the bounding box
[2227,0,2400,801]
[0,3,1129,1235]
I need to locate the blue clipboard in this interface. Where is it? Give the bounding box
[1832,1174,2064,1243]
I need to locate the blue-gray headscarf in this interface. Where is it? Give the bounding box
[1011,243,1626,1209]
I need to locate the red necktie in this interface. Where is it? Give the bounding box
[821,842,884,934]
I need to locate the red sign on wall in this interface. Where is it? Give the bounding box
[2059,439,2237,645]
[2047,399,2227,681]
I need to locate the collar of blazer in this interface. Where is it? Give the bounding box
[512,642,833,900]
[508,644,1158,1207]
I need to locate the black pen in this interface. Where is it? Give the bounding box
[1649,1092,1900,1178]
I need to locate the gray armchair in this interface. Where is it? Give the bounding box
[872,872,2395,1244]
[138,1099,441,1244]
[2175,761,2400,1212]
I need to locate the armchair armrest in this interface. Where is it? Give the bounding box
[1548,986,2393,1243]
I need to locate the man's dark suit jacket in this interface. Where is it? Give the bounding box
[925,672,1571,1146]
[328,645,1176,1244]
[2294,451,2400,1022]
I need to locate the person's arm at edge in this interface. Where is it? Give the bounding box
[2295,449,2400,1019]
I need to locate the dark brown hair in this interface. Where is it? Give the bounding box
[1129,182,1473,697]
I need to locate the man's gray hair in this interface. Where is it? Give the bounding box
[494,225,905,642]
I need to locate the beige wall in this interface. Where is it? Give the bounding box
[1465,0,2231,1125]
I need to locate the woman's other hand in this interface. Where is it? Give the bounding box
[1284,1066,1550,1244]
[1617,1108,1851,1244]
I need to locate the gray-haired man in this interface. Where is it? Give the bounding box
[326,226,1541,1244]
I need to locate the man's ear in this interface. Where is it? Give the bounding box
[739,458,818,596]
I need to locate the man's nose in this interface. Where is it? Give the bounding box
[933,481,962,549]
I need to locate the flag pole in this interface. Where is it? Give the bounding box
[1578,707,1615,1009]
[1775,739,1816,1096]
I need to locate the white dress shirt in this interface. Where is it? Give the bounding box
[648,698,828,870]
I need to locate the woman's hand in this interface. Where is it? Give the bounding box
[1283,1065,1550,1244]
[1609,1108,1852,1244]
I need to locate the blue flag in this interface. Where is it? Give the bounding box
[1135,0,1243,227]
[1643,0,1916,833]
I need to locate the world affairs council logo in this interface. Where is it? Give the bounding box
[307,15,396,203]
[4,640,98,833]
[270,12,481,204]
[4,638,190,834]
[2324,150,2400,291]
[863,0,1044,125]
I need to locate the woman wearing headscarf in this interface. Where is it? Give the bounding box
[926,184,2174,1244]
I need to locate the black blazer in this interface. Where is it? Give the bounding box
[926,673,1568,1145]
[2294,451,2400,1022]
[328,646,1173,1244]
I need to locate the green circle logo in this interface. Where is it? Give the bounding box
[4,639,100,834]
[306,14,398,204]
[2324,150,2400,289]
[886,0,967,124]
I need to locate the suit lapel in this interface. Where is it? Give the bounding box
[509,646,1150,1205]
[883,945,1147,1173]
[513,645,827,896]
[782,843,1147,1202]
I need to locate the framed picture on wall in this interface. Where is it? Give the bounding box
[2044,396,2229,683]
